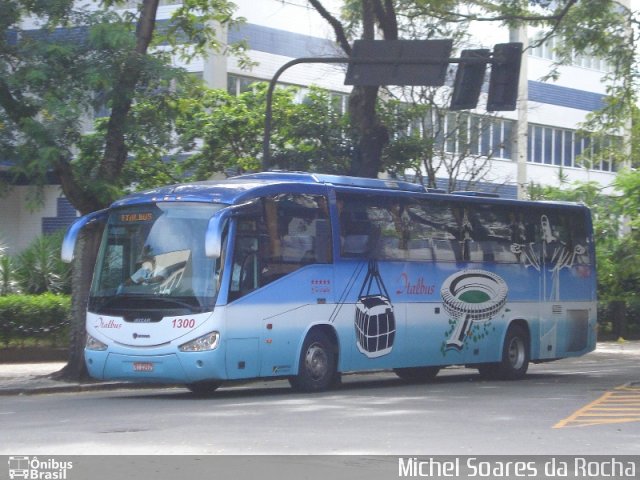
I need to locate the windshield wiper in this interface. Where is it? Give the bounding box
[90,294,145,311]
[89,293,204,313]
[147,296,202,311]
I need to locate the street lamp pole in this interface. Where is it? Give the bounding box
[262,57,348,171]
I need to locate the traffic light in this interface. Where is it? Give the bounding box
[449,49,490,111]
[487,42,523,111]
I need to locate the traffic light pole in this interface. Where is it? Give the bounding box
[261,44,521,171]
[262,55,464,171]
[262,57,348,171]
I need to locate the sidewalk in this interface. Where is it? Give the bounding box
[0,362,161,396]
[0,341,638,396]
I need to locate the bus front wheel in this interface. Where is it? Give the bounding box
[289,330,337,392]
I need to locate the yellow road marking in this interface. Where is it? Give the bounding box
[554,384,640,428]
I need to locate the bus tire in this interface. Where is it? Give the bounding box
[481,324,529,380]
[394,366,440,383]
[500,324,530,379]
[289,330,337,392]
[186,380,222,396]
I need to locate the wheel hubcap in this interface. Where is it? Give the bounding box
[507,336,525,369]
[304,342,328,380]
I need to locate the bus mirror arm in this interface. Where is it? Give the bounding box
[61,209,109,263]
[206,202,257,258]
[205,209,229,259]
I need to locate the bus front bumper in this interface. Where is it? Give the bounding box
[85,349,227,384]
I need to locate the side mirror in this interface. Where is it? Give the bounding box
[61,209,108,263]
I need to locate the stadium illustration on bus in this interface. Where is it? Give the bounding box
[62,172,597,394]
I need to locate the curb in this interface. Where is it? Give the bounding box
[0,381,180,396]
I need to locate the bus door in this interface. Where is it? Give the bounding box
[222,207,264,379]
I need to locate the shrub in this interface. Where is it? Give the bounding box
[0,293,71,348]
[598,299,640,338]
[14,232,71,294]
[0,255,21,295]
[0,234,20,295]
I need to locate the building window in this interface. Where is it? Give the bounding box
[227,74,348,113]
[527,124,618,172]
[441,113,515,161]
[529,34,611,73]
[227,74,261,96]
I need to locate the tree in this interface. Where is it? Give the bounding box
[176,84,355,177]
[307,0,638,178]
[0,0,244,380]
[380,88,510,192]
[175,81,504,189]
[309,0,396,177]
[610,169,640,300]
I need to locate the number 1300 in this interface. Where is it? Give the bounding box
[172,318,195,328]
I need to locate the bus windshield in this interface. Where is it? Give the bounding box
[89,202,225,314]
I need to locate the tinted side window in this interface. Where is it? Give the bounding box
[462,204,521,264]
[338,194,465,261]
[534,208,591,266]
[405,200,459,262]
[338,194,410,260]
[229,194,331,301]
[263,193,332,267]
[336,194,591,267]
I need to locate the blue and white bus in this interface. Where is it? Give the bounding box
[62,172,597,394]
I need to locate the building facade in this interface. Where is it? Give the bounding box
[0,0,623,253]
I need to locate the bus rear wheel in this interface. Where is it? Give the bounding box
[394,366,440,383]
[289,330,337,392]
[186,380,222,396]
[478,324,529,380]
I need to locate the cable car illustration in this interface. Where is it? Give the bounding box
[355,260,396,358]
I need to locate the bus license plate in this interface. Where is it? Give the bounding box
[133,362,154,372]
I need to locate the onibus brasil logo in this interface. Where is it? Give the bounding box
[8,456,73,480]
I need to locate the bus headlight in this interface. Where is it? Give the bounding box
[179,331,220,352]
[86,334,108,351]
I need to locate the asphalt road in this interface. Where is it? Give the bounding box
[1,343,638,455]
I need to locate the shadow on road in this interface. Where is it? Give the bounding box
[113,368,572,401]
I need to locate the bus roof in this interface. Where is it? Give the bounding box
[110,171,587,211]
[110,172,426,208]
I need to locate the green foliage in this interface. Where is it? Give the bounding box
[379,100,431,178]
[614,169,640,229]
[608,169,640,301]
[1,0,247,213]
[160,0,250,64]
[0,256,20,296]
[176,84,356,178]
[0,234,20,295]
[0,293,70,348]
[14,232,71,295]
